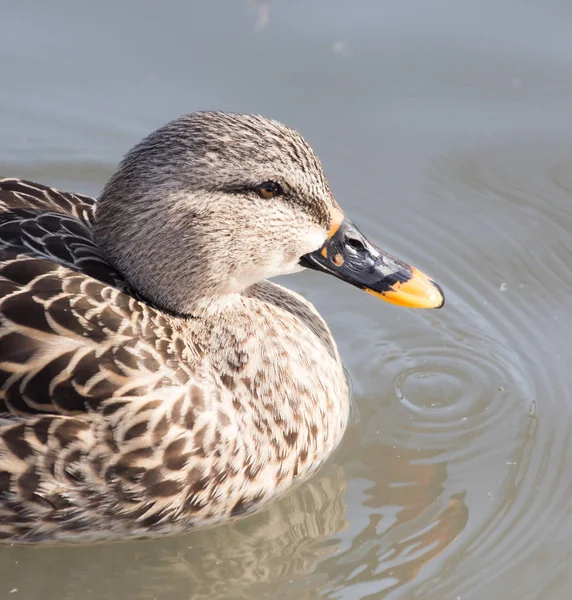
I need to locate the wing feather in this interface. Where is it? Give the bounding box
[0,178,95,224]
[0,179,194,418]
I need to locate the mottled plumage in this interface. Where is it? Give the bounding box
[0,112,443,544]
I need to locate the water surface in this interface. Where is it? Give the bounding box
[1,1,572,598]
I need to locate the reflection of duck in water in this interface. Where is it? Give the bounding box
[0,112,443,543]
[340,440,468,596]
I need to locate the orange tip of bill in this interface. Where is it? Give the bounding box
[365,266,444,309]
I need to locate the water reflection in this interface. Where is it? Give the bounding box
[0,465,347,599]
[248,0,270,32]
[0,436,469,599]
[324,436,468,599]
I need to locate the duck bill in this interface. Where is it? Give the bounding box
[300,218,444,309]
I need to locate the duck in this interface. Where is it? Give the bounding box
[0,111,443,543]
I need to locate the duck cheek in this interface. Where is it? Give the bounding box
[255,251,302,280]
[226,256,286,291]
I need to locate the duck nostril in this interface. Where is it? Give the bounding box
[345,236,366,252]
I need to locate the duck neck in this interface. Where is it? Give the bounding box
[186,285,350,462]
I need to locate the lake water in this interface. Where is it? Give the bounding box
[1,1,572,598]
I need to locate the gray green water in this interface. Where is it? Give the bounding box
[1,1,572,598]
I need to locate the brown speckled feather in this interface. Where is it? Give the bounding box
[0,179,211,541]
[0,113,350,544]
[0,178,193,417]
[0,178,95,224]
[0,179,347,543]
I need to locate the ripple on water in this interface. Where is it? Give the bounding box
[390,332,523,443]
[325,137,572,598]
[409,139,572,599]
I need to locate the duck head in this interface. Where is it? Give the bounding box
[94,112,443,314]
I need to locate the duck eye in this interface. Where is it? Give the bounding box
[255,181,283,199]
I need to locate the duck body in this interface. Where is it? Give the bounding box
[0,112,442,543]
[0,179,347,543]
